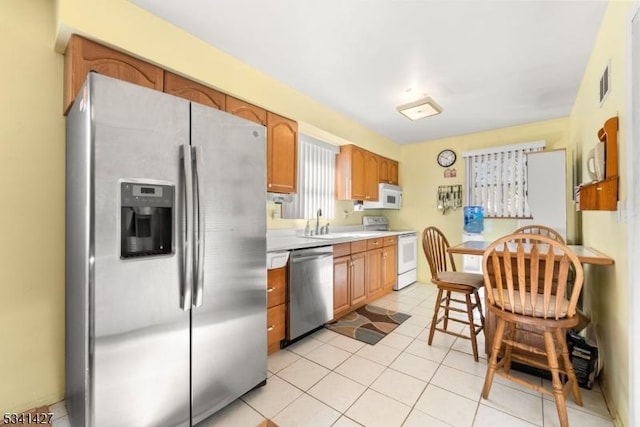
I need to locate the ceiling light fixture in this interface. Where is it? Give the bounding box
[397,97,443,120]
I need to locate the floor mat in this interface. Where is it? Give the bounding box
[325,305,411,345]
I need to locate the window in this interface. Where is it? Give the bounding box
[281,134,339,219]
[462,140,545,218]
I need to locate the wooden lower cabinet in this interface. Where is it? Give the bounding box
[382,244,397,290]
[366,248,384,301]
[333,238,396,319]
[267,267,287,354]
[333,243,367,319]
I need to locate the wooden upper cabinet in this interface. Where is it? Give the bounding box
[389,160,399,185]
[364,152,379,200]
[225,96,267,125]
[63,35,164,114]
[378,156,399,185]
[267,112,298,194]
[164,71,225,110]
[336,145,367,200]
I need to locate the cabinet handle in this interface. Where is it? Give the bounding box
[267,325,275,332]
[350,261,354,267]
[268,183,272,188]
[597,186,603,191]
[267,287,276,293]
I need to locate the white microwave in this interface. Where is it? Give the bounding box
[363,183,403,209]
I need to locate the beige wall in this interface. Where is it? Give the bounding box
[568,2,633,426]
[0,0,65,412]
[388,117,571,283]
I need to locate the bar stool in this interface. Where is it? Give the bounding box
[421,226,485,361]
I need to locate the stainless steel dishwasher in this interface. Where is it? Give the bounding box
[287,246,334,341]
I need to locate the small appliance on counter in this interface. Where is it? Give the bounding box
[362,216,417,290]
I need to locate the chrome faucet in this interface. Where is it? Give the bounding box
[315,208,322,235]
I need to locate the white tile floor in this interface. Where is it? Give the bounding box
[50,281,615,427]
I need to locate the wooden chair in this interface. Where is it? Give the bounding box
[481,234,584,427]
[422,226,485,361]
[514,224,565,243]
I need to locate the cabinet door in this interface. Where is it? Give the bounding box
[366,248,383,300]
[225,96,267,125]
[365,152,379,200]
[164,71,225,110]
[267,112,298,194]
[389,161,399,185]
[336,145,369,200]
[63,35,164,113]
[350,252,367,306]
[382,245,397,290]
[267,267,287,309]
[267,304,286,354]
[379,157,390,184]
[333,256,351,319]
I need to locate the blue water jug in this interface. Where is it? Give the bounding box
[463,206,484,233]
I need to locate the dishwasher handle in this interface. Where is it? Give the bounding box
[290,253,334,263]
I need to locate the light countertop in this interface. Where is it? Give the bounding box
[267,228,417,252]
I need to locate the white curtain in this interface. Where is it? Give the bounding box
[282,134,339,219]
[462,140,545,218]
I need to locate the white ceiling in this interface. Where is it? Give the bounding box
[130,0,607,144]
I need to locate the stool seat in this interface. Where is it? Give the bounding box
[435,272,484,289]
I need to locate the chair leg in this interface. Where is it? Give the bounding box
[465,293,479,362]
[482,317,505,399]
[443,290,452,331]
[556,328,583,406]
[473,290,485,327]
[502,322,517,374]
[428,288,444,345]
[544,330,569,427]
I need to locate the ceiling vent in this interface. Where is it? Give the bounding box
[397,97,443,120]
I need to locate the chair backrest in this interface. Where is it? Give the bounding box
[513,224,565,244]
[482,234,584,320]
[422,226,457,279]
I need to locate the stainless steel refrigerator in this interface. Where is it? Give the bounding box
[65,73,267,426]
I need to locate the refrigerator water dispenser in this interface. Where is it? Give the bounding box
[120,181,174,258]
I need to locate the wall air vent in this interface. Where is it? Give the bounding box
[599,61,610,106]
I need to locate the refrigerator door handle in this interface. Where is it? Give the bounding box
[192,145,205,308]
[181,144,194,311]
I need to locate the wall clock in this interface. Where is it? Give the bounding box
[437,149,456,167]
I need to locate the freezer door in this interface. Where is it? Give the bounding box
[88,74,191,426]
[189,103,267,424]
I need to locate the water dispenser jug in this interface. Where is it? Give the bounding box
[463,206,484,233]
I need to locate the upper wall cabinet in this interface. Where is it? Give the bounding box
[225,96,267,125]
[378,157,399,185]
[63,35,164,113]
[267,112,298,194]
[164,71,225,110]
[336,145,381,201]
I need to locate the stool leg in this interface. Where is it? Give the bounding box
[429,288,444,345]
[503,322,516,374]
[482,316,505,399]
[465,293,479,362]
[443,290,452,331]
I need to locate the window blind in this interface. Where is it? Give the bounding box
[462,140,545,218]
[282,134,339,220]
